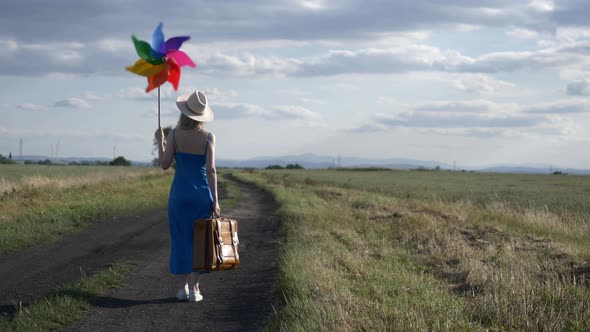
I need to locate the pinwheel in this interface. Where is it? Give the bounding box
[125,22,196,126]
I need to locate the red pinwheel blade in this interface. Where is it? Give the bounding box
[167,58,181,90]
[166,50,196,68]
[146,63,169,92]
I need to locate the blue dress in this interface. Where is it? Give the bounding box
[167,129,213,274]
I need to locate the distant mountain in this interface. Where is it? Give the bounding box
[11,153,590,174]
[218,153,590,174]
[219,153,453,170]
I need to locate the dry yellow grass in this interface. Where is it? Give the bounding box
[0,169,159,195]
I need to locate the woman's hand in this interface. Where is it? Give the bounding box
[212,201,221,218]
[154,127,164,144]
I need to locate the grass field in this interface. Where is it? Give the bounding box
[0,165,240,330]
[267,169,590,215]
[0,165,173,253]
[231,169,590,331]
[0,165,239,254]
[0,164,154,182]
[0,164,159,195]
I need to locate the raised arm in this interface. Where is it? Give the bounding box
[206,133,220,217]
[156,128,175,170]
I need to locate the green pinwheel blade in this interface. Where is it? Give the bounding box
[132,35,164,65]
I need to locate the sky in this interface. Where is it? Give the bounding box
[1,0,590,168]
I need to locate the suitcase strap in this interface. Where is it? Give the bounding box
[215,219,224,266]
[229,220,239,262]
[213,218,239,266]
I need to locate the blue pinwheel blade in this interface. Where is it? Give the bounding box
[151,22,166,57]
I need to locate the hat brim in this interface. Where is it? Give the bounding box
[176,94,214,122]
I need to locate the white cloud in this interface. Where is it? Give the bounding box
[507,28,540,39]
[450,74,517,94]
[373,111,542,129]
[82,91,102,100]
[16,103,49,111]
[300,97,325,105]
[54,98,91,109]
[2,31,590,80]
[411,99,513,113]
[272,105,322,121]
[214,102,322,125]
[0,126,148,142]
[200,52,299,77]
[185,41,590,78]
[566,76,590,96]
[203,88,238,102]
[351,98,589,137]
[520,99,590,113]
[116,87,153,100]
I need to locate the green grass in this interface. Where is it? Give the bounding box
[0,169,240,331]
[0,171,174,254]
[0,261,137,331]
[0,164,153,182]
[263,169,590,215]
[231,170,590,331]
[218,171,240,211]
[0,168,241,254]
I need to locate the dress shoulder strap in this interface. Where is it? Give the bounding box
[173,128,179,153]
[204,132,211,154]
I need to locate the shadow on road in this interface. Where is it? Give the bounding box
[89,296,180,308]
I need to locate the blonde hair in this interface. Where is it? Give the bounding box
[177,113,204,130]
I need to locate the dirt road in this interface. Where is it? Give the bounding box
[0,180,279,331]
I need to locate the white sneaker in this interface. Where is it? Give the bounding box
[176,287,189,301]
[188,290,203,302]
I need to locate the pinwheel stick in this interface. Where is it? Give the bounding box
[158,86,161,128]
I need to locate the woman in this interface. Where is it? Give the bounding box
[154,90,220,302]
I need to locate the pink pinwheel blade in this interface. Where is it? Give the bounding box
[167,58,180,90]
[165,36,190,51]
[166,50,195,68]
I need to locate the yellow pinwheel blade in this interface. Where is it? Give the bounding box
[125,59,165,77]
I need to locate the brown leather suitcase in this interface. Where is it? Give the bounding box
[193,217,240,271]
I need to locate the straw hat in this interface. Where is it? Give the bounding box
[175,90,214,122]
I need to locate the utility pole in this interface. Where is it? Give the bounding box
[453,160,456,171]
[113,144,117,158]
[19,138,23,160]
[56,139,60,159]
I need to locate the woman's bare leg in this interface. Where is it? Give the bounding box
[179,274,189,291]
[190,272,201,292]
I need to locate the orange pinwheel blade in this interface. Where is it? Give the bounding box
[126,59,165,77]
[146,63,169,92]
